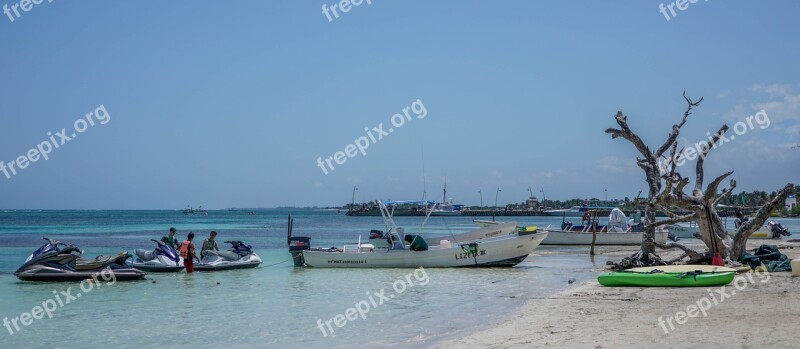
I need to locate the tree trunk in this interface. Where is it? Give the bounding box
[605,94,792,266]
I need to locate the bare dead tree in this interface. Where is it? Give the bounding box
[605,93,793,267]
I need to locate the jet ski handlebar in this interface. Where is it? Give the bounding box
[43,237,82,254]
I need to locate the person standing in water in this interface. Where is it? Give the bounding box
[201,231,220,254]
[179,232,200,273]
[161,227,180,250]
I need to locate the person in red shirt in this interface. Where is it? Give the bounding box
[179,232,200,273]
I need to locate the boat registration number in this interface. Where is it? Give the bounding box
[455,250,486,260]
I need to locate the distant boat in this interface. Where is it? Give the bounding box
[666,222,700,239]
[473,219,539,235]
[183,206,208,216]
[544,204,618,217]
[427,182,463,216]
[542,208,667,245]
[670,221,792,240]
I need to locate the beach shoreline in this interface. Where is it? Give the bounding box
[432,241,800,349]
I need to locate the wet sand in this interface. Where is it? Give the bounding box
[434,240,800,349]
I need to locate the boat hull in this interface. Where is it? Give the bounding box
[727,227,779,239]
[541,230,667,245]
[194,261,262,271]
[598,271,735,287]
[302,232,548,268]
[667,224,700,239]
[370,223,518,249]
[15,268,147,282]
[130,263,185,273]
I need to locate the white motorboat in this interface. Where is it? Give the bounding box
[540,230,667,245]
[541,208,667,245]
[666,222,700,239]
[727,221,791,240]
[288,201,547,268]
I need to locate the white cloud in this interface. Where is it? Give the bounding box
[750,83,792,98]
[595,156,634,174]
[720,84,800,136]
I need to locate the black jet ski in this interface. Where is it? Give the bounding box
[14,238,147,282]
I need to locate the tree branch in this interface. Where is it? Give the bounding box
[647,212,696,228]
[656,204,679,218]
[654,241,705,263]
[605,111,655,161]
[704,171,734,202]
[693,125,728,196]
[656,92,703,157]
[713,179,737,206]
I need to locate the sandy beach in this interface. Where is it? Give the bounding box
[435,241,800,349]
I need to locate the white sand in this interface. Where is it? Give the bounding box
[434,242,800,349]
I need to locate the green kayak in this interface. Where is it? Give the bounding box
[598,270,735,287]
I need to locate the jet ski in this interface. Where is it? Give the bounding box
[194,240,262,271]
[14,238,147,282]
[131,239,185,272]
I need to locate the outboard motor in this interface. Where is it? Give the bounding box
[768,221,791,238]
[289,237,310,267]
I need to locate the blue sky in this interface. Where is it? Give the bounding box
[0,1,798,209]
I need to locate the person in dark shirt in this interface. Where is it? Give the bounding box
[404,234,429,251]
[161,227,180,250]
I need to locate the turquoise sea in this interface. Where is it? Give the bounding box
[0,210,795,348]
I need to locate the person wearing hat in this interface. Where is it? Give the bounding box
[161,227,180,250]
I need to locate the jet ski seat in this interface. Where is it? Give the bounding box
[201,250,241,261]
[218,251,240,261]
[75,252,128,271]
[134,249,155,261]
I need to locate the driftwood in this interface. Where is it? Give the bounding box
[606,92,793,266]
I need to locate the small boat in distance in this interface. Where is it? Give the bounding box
[183,206,208,216]
[473,219,539,235]
[541,209,667,245]
[666,222,700,239]
[544,204,618,217]
[427,183,463,216]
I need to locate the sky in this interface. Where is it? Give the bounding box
[0,1,798,209]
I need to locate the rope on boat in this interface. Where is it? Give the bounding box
[262,257,294,268]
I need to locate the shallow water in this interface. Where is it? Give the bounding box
[0,210,795,348]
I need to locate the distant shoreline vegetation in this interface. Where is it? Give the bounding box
[340,186,800,218]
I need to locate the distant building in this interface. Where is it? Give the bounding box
[786,195,797,210]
